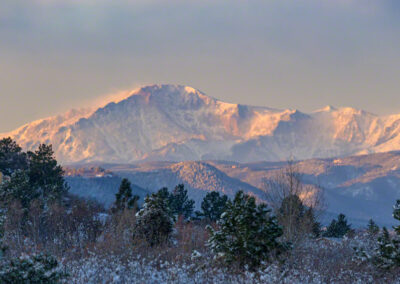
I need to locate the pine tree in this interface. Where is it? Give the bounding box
[0,253,68,283]
[0,137,27,176]
[197,191,228,222]
[155,187,170,200]
[355,200,400,269]
[0,208,5,258]
[0,144,67,209]
[27,144,68,204]
[367,219,379,236]
[153,185,195,219]
[394,200,400,235]
[134,192,174,247]
[0,170,38,209]
[169,184,194,219]
[112,178,139,213]
[324,213,351,238]
[305,207,322,238]
[373,200,400,268]
[207,190,285,269]
[373,227,400,269]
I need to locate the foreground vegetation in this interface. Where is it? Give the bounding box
[0,137,399,283]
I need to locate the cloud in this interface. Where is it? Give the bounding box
[89,86,143,109]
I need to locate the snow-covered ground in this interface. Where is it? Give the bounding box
[64,235,400,283]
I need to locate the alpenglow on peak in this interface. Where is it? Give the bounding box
[2,84,400,164]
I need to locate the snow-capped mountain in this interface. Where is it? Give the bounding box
[3,84,400,163]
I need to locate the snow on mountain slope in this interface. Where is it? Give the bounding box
[2,84,400,163]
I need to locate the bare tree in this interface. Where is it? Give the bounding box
[262,160,324,243]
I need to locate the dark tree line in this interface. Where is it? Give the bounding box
[0,138,68,209]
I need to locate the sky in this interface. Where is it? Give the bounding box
[1,0,400,132]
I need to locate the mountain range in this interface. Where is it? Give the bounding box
[67,151,400,227]
[3,84,400,164]
[3,84,400,226]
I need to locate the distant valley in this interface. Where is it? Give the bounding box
[66,151,400,227]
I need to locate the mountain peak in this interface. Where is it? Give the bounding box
[128,84,204,97]
[3,84,400,164]
[113,84,213,107]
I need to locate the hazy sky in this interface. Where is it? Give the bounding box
[1,0,400,132]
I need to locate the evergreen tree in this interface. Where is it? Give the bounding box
[373,200,400,269]
[367,219,380,236]
[152,187,172,217]
[27,144,68,204]
[112,178,139,213]
[155,187,170,200]
[207,190,285,269]
[355,200,400,269]
[134,192,174,247]
[305,207,322,238]
[393,200,400,235]
[0,137,27,176]
[0,254,68,283]
[373,227,400,269]
[152,185,195,219]
[0,170,38,209]
[0,143,67,209]
[0,208,5,258]
[197,191,228,222]
[169,184,194,218]
[324,213,351,238]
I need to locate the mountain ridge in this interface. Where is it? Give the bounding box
[3,84,400,164]
[66,151,400,226]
